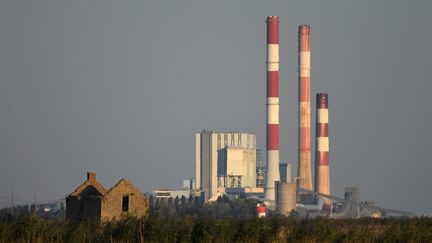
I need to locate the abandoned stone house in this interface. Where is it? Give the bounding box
[66,172,149,221]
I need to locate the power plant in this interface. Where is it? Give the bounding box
[258,16,411,218]
[194,15,412,219]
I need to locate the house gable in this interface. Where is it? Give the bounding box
[101,179,148,221]
[66,172,106,221]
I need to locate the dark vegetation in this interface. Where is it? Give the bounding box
[1,197,432,242]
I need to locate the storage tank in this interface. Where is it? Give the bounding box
[276,181,297,215]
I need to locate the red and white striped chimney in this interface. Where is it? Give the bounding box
[264,16,280,203]
[298,25,313,202]
[315,93,330,209]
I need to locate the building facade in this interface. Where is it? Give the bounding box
[195,130,256,201]
[66,172,149,221]
[255,149,267,188]
[182,178,196,190]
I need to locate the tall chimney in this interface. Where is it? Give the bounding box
[264,16,280,204]
[315,93,330,209]
[298,25,313,202]
[87,172,96,183]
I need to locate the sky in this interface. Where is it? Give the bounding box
[0,0,431,214]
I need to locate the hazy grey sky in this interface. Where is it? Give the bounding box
[1,0,431,214]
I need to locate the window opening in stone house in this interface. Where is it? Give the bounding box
[122,196,129,212]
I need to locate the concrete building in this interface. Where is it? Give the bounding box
[196,130,256,201]
[66,172,149,221]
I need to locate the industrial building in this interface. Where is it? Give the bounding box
[255,149,266,189]
[151,189,191,200]
[150,178,197,200]
[279,163,293,183]
[195,130,257,201]
[182,178,196,191]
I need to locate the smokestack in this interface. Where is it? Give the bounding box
[298,25,313,202]
[87,172,96,183]
[264,16,280,204]
[315,93,330,209]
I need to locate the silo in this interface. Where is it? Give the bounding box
[276,181,297,215]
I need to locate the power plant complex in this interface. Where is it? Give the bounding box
[193,16,412,218]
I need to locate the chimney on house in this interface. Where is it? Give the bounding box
[87,172,96,182]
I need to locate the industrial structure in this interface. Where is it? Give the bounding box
[255,149,266,189]
[298,25,313,203]
[279,163,292,183]
[258,16,411,218]
[151,189,192,200]
[264,15,281,205]
[315,93,331,210]
[182,178,196,191]
[188,16,412,219]
[195,130,258,201]
[275,180,297,216]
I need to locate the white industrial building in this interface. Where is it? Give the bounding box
[195,130,258,201]
[151,189,191,199]
[182,178,196,190]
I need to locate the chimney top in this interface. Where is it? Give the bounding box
[87,172,96,182]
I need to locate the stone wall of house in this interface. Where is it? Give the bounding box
[66,196,102,221]
[101,180,149,221]
[82,197,101,220]
[66,184,104,221]
[66,197,82,221]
